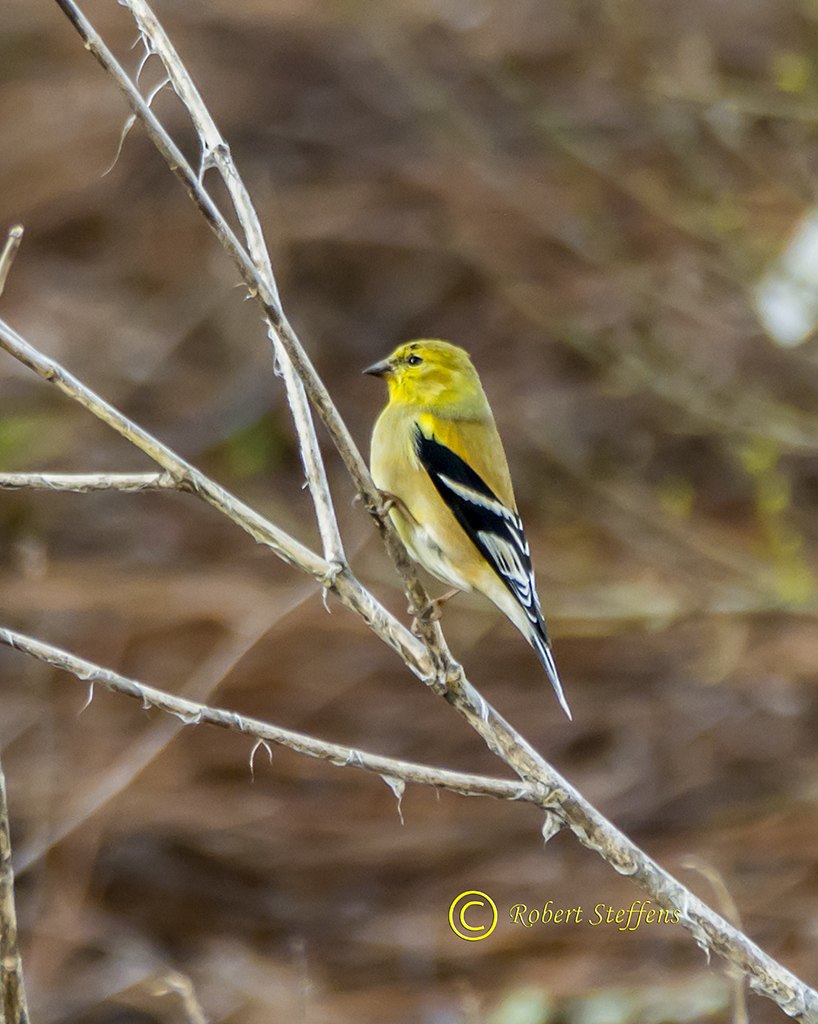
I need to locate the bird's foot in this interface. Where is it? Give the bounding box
[375,489,418,525]
[409,588,460,632]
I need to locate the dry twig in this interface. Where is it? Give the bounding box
[0,471,177,492]
[0,625,533,804]
[0,752,30,1024]
[0,225,23,300]
[153,971,209,1024]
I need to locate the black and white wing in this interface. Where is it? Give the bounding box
[414,427,541,623]
[414,426,571,718]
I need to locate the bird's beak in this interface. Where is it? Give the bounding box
[363,358,392,378]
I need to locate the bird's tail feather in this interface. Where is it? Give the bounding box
[531,632,572,720]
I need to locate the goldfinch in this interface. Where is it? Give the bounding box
[365,339,571,719]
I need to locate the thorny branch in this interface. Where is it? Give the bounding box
[123,0,344,566]
[0,625,534,805]
[4,608,818,1017]
[51,0,454,680]
[0,0,813,1017]
[0,751,30,1024]
[0,317,429,680]
[0,471,177,492]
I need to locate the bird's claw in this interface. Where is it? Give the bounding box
[408,588,459,632]
[376,496,396,517]
[409,600,443,630]
[375,490,418,525]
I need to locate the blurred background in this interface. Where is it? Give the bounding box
[3,0,818,1020]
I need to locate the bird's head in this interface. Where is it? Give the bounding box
[364,339,487,414]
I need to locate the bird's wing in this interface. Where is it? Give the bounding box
[413,425,546,635]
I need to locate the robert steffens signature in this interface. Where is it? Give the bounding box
[510,900,679,931]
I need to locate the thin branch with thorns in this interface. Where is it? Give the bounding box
[0,472,178,492]
[3,609,817,1016]
[0,751,30,1024]
[0,625,534,805]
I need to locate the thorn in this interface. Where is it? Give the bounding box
[145,74,170,109]
[79,682,95,714]
[249,739,273,780]
[102,114,137,177]
[382,775,406,825]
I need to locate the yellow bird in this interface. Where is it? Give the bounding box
[365,339,571,719]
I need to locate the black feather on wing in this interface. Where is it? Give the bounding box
[413,426,548,638]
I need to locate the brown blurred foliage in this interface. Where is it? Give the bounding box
[3,0,818,1021]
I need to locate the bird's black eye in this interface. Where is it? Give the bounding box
[406,354,423,366]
